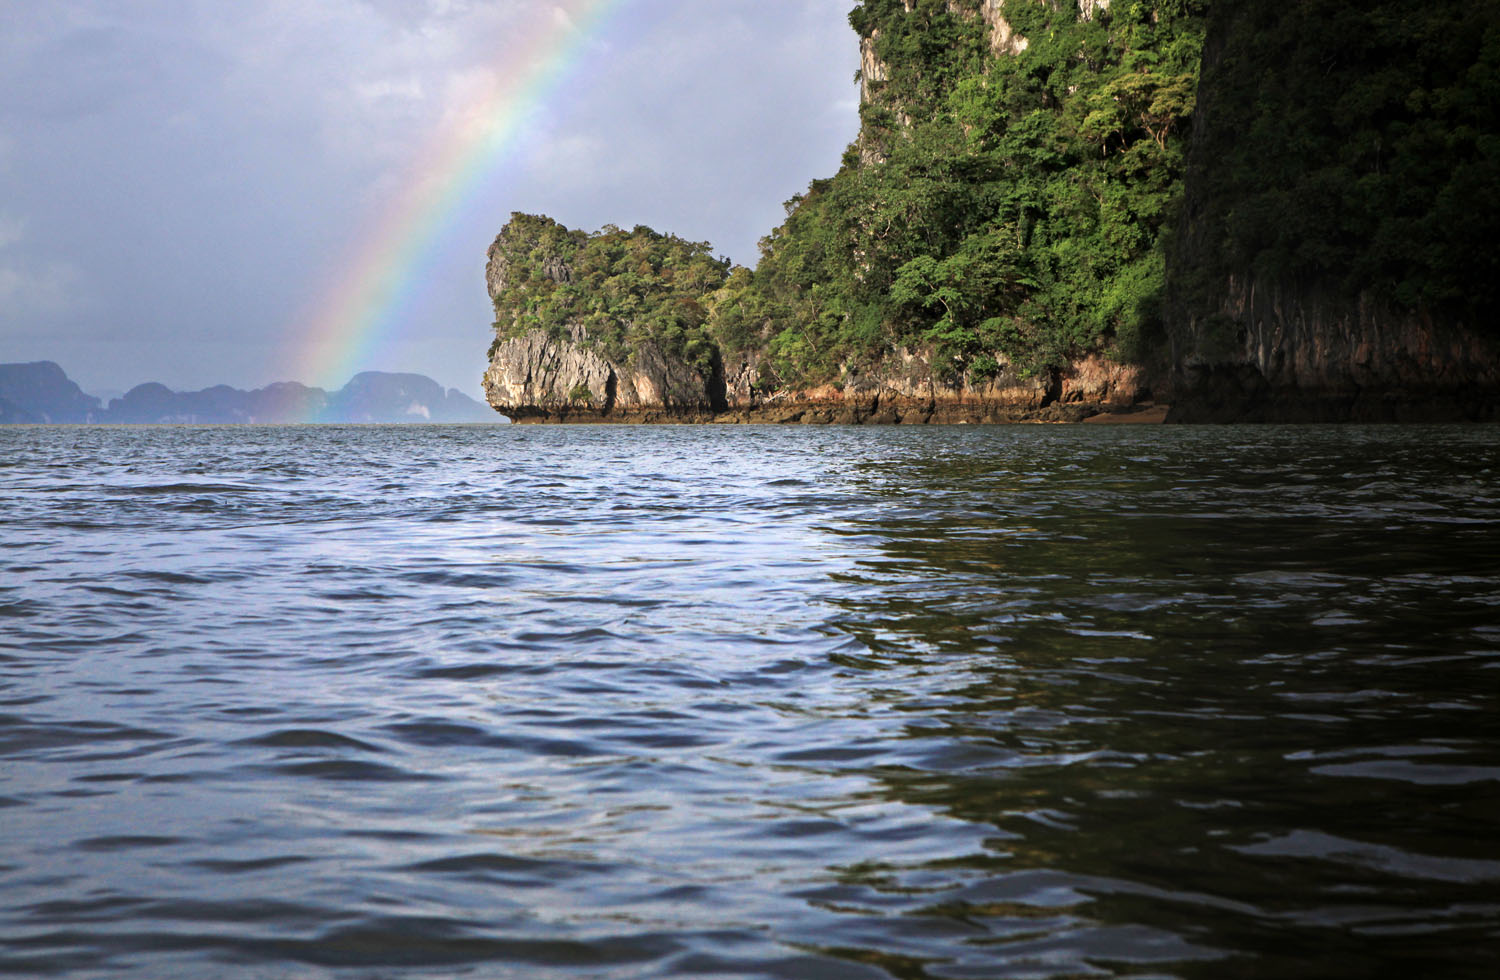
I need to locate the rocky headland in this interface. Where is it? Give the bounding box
[479,209,1159,425]
[0,361,102,424]
[483,0,1497,425]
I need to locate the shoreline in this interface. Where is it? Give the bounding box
[497,401,1170,425]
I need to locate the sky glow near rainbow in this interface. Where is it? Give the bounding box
[285,0,626,394]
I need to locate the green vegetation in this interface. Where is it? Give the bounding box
[736,0,1206,386]
[489,213,730,374]
[489,0,1497,392]
[489,4,1207,389]
[1173,0,1500,341]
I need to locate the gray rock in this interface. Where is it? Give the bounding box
[483,330,717,421]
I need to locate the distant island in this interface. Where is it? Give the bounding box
[483,0,1498,424]
[0,361,499,424]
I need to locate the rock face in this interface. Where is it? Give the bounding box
[857,1,1043,162]
[1168,279,1500,423]
[485,329,1152,424]
[738,346,1148,425]
[977,0,1029,56]
[483,332,719,422]
[486,221,571,302]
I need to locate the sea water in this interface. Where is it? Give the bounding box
[1,423,1497,978]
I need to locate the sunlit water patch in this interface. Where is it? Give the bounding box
[1,423,1496,978]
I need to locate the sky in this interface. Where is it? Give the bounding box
[0,1,861,399]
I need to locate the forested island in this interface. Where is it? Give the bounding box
[484,0,1499,424]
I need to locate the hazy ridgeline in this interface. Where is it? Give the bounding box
[0,362,496,425]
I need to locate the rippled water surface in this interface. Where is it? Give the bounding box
[2,423,1497,979]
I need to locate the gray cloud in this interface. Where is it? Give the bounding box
[0,0,860,397]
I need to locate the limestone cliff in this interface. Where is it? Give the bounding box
[856,1,1042,163]
[485,323,1149,424]
[482,1,1166,426]
[1166,0,1500,421]
[480,212,1154,423]
[860,2,1108,86]
[481,214,727,421]
[716,346,1148,425]
[1169,279,1500,423]
[483,331,720,422]
[478,207,1151,424]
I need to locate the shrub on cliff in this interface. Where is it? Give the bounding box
[740,0,1206,386]
[1172,0,1500,338]
[489,215,732,375]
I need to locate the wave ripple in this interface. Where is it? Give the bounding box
[1,423,1497,979]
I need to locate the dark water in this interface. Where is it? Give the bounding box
[1,424,1497,979]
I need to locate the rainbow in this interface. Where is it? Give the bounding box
[285,0,626,393]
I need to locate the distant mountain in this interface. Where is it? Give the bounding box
[0,362,104,423]
[324,372,493,423]
[107,380,332,424]
[0,362,501,424]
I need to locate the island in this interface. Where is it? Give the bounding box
[483,0,1499,424]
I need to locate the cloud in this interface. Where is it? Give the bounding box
[0,260,87,317]
[0,212,88,317]
[353,76,426,104]
[0,0,860,393]
[0,216,25,250]
[194,0,539,176]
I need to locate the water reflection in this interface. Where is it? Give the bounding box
[808,426,1500,977]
